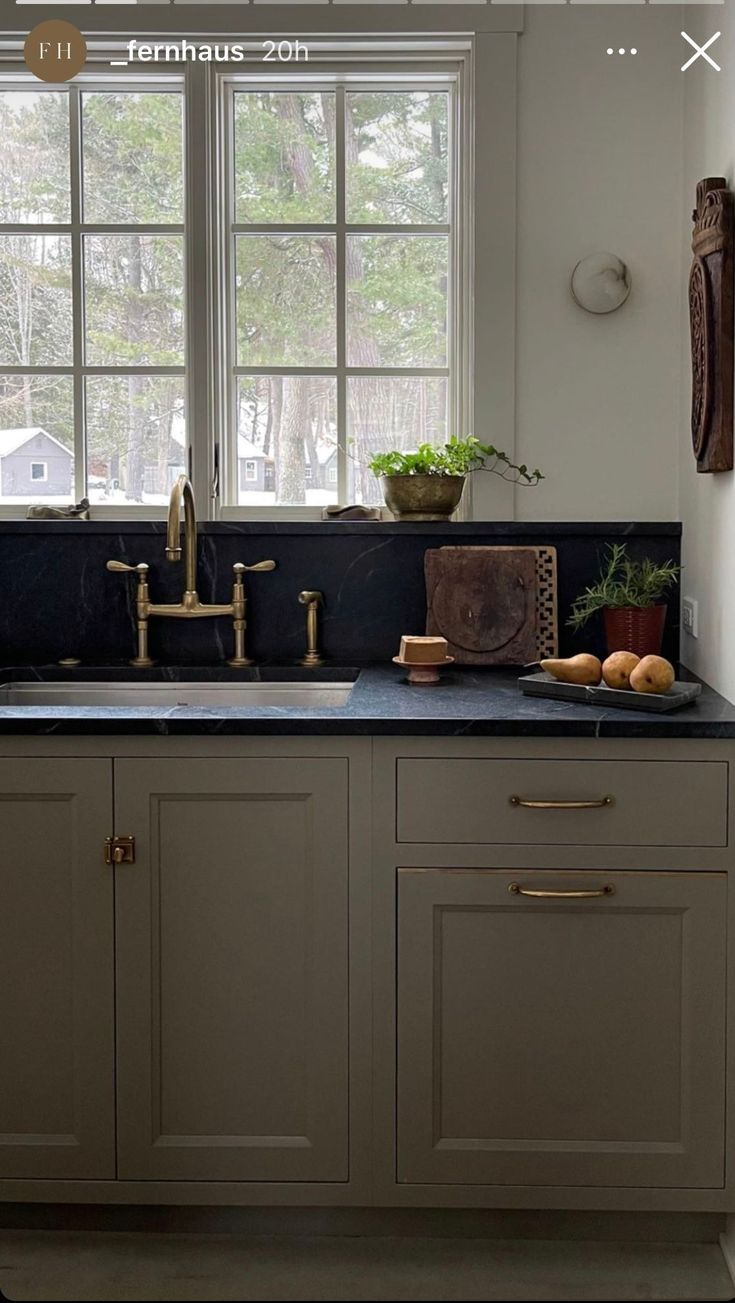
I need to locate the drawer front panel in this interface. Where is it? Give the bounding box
[396,758,728,847]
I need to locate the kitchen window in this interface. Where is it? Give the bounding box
[221,77,457,515]
[0,80,185,511]
[0,49,470,518]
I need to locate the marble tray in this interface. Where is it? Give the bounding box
[519,672,703,713]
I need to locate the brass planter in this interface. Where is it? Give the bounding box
[380,474,466,522]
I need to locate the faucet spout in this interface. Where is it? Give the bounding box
[166,474,198,595]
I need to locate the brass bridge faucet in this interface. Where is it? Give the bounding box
[107,474,276,667]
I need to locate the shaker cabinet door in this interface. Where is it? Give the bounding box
[114,758,349,1182]
[0,759,115,1178]
[397,869,726,1189]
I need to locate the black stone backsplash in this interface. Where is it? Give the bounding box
[0,520,682,667]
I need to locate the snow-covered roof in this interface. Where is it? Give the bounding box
[0,427,73,459]
[172,428,336,464]
[235,438,336,464]
[171,429,270,461]
[314,442,338,465]
[237,435,265,460]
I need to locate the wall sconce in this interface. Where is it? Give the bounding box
[571,253,631,314]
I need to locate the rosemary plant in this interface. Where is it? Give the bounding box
[567,544,680,632]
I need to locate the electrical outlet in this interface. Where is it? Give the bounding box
[682,596,699,638]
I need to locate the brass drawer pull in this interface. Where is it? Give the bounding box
[508,882,615,899]
[509,795,614,810]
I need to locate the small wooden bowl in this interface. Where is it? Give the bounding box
[392,655,455,685]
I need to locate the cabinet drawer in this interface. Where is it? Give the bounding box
[397,868,726,1188]
[396,758,728,847]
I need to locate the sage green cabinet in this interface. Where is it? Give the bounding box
[396,758,728,849]
[0,760,115,1179]
[397,868,727,1190]
[0,738,731,1209]
[114,758,350,1182]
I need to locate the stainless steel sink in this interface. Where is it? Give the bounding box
[0,681,355,709]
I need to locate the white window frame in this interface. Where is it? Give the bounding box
[0,66,186,519]
[30,461,48,483]
[212,47,473,521]
[0,39,479,521]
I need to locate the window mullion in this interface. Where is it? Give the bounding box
[223,80,239,516]
[336,85,347,506]
[81,224,186,236]
[184,60,213,520]
[69,84,86,506]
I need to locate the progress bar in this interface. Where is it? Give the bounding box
[15,2,140,7]
[11,1,728,7]
[15,2,139,7]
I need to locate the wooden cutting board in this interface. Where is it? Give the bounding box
[425,546,541,665]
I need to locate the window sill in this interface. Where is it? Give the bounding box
[0,519,683,538]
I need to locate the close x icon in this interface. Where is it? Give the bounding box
[681,30,722,73]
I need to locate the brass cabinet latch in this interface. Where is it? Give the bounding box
[104,835,136,866]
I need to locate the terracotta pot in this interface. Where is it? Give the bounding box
[380,474,465,522]
[603,604,667,658]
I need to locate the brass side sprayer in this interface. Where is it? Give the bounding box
[298,590,324,667]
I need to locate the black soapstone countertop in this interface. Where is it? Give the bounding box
[0,663,732,738]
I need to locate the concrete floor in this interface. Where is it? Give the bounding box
[0,1231,732,1302]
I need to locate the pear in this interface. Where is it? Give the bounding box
[602,651,640,690]
[540,654,602,686]
[629,655,675,695]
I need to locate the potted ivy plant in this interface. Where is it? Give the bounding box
[367,436,543,521]
[567,544,680,657]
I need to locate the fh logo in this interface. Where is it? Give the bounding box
[24,21,87,83]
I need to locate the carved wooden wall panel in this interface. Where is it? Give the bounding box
[689,177,734,473]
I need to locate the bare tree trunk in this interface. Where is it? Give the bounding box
[249,382,261,443]
[125,235,146,501]
[276,375,306,503]
[265,374,282,461]
[22,376,33,428]
[156,378,176,492]
[430,111,446,217]
[275,94,317,193]
[262,384,272,456]
[321,92,336,160]
[303,386,319,490]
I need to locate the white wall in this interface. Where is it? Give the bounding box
[510,7,684,522]
[679,5,735,698]
[2,4,690,532]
